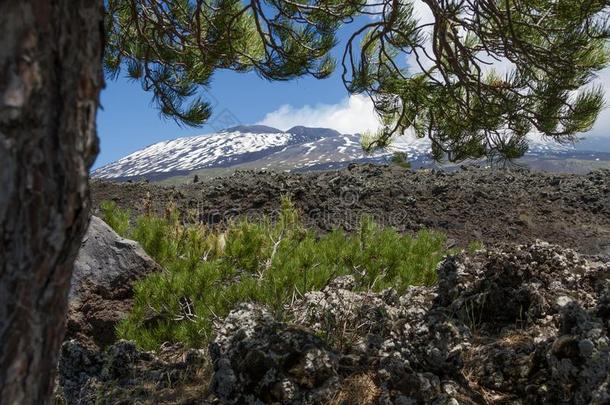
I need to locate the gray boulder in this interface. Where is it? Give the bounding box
[66,216,160,348]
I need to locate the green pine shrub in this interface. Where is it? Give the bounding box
[100,200,130,236]
[467,240,485,254]
[389,151,412,169]
[101,198,450,350]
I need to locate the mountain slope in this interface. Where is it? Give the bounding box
[93,125,607,181]
[94,128,292,179]
[92,125,426,180]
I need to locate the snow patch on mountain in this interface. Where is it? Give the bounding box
[94,130,294,178]
[93,125,575,180]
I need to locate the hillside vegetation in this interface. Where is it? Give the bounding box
[100,199,451,349]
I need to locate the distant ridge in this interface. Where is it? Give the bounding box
[286,126,342,138]
[92,125,608,181]
[92,125,431,180]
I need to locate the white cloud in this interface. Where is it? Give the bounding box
[258,70,610,140]
[258,94,381,134]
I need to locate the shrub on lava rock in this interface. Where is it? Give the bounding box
[101,198,449,349]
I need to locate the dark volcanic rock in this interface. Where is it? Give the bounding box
[209,242,610,404]
[67,216,161,348]
[57,340,212,404]
[92,166,610,256]
[57,241,610,404]
[210,304,340,404]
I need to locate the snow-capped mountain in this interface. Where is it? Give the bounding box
[93,125,599,181]
[93,125,431,180]
[94,125,296,179]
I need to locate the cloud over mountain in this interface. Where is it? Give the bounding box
[261,0,610,140]
[258,95,381,135]
[258,76,610,140]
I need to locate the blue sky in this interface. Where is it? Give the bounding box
[95,68,353,169]
[95,12,377,170]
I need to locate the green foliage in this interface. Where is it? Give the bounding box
[467,240,484,254]
[389,151,412,169]
[104,0,362,126]
[102,200,448,350]
[105,1,610,161]
[346,1,610,162]
[100,201,130,237]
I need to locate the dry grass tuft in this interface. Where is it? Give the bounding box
[327,373,381,405]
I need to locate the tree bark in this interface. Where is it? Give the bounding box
[0,1,103,403]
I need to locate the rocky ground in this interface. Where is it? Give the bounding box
[209,242,610,404]
[58,242,610,404]
[55,166,610,404]
[92,165,610,255]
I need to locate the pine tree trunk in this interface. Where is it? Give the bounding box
[0,0,103,403]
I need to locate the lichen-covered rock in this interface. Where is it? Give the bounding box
[67,216,161,348]
[210,303,339,404]
[58,242,609,404]
[210,242,610,404]
[440,243,610,404]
